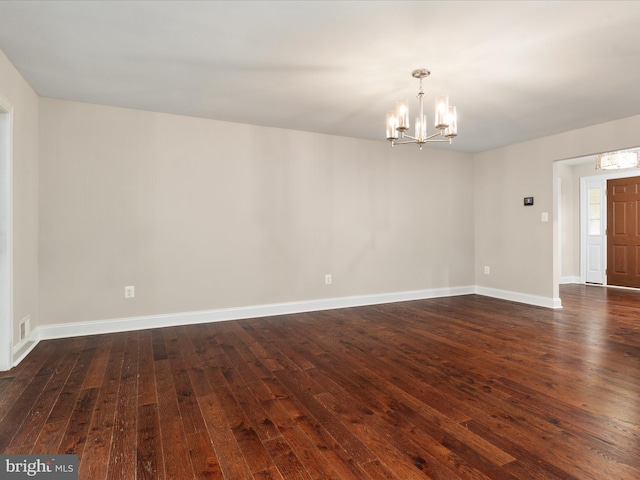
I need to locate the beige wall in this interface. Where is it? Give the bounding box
[474,115,640,302]
[474,141,555,299]
[38,98,475,325]
[0,49,39,345]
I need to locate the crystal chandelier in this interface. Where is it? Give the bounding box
[385,69,457,149]
[595,148,640,170]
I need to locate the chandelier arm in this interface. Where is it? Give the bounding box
[423,131,444,141]
[400,134,419,142]
[393,139,452,145]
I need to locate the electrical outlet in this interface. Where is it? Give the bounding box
[484,266,490,275]
[325,274,332,285]
[124,285,135,298]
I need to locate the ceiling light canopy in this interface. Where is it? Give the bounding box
[386,69,457,149]
[595,149,640,170]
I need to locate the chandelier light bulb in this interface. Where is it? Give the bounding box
[386,111,399,140]
[434,95,449,130]
[396,99,409,131]
[445,106,457,138]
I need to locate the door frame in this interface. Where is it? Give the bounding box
[580,168,640,286]
[0,96,13,371]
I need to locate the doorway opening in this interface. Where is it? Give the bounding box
[559,150,640,289]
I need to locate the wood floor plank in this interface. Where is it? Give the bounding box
[306,351,516,474]
[463,419,579,480]
[218,328,276,383]
[107,334,139,480]
[313,389,467,480]
[137,330,157,406]
[236,368,363,479]
[234,355,376,477]
[136,403,164,480]
[499,378,639,459]
[43,337,98,425]
[81,335,113,390]
[185,430,225,480]
[268,365,377,467]
[253,466,285,480]
[178,327,216,398]
[261,435,313,480]
[198,394,255,479]
[0,340,59,426]
[168,341,208,437]
[152,328,168,361]
[0,348,67,452]
[227,381,282,443]
[29,337,99,454]
[5,339,85,452]
[0,376,13,396]
[59,387,100,456]
[154,358,197,479]
[204,354,275,475]
[79,333,127,480]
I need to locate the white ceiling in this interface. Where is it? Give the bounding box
[1,1,640,153]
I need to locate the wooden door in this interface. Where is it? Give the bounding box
[607,176,640,287]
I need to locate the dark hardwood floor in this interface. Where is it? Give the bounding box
[1,284,639,479]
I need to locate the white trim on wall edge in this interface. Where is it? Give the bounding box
[8,284,563,368]
[475,286,562,309]
[12,336,37,367]
[35,286,476,342]
[0,97,14,372]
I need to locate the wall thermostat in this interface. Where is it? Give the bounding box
[524,197,534,206]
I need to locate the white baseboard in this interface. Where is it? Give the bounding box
[475,286,562,309]
[12,335,38,367]
[35,285,477,342]
[560,276,581,284]
[14,284,561,368]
